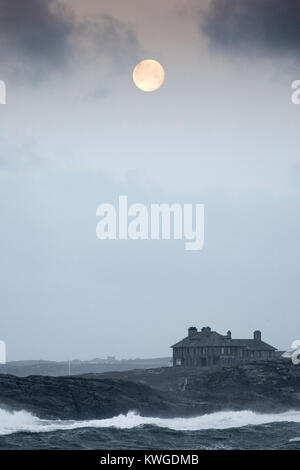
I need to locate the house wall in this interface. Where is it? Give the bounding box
[173,346,274,367]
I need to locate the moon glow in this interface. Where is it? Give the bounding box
[133,60,165,92]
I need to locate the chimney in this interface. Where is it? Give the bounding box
[201,326,212,336]
[254,330,261,341]
[227,330,232,340]
[188,327,197,339]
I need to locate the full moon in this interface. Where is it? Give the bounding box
[133,59,165,92]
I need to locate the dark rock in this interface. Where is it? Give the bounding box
[0,360,299,420]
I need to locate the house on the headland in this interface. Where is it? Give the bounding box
[171,326,277,367]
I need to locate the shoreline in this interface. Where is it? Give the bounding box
[0,360,299,420]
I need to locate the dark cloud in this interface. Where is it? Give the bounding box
[0,0,73,70]
[201,0,300,59]
[0,0,142,82]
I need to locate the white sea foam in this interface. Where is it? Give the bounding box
[0,408,300,436]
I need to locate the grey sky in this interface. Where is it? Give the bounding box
[0,0,299,360]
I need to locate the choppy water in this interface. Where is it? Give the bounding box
[0,408,300,450]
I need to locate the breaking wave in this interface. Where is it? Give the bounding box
[1,408,300,436]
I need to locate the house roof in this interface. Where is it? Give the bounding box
[171,328,276,351]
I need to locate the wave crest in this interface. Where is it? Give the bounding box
[1,408,300,436]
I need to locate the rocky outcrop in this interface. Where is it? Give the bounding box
[0,375,180,420]
[98,359,300,414]
[0,360,299,420]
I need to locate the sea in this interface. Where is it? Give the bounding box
[0,408,300,450]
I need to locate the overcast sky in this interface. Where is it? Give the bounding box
[0,0,300,360]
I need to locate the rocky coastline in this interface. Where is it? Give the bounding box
[0,360,299,420]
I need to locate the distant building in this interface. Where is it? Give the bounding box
[171,326,277,367]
